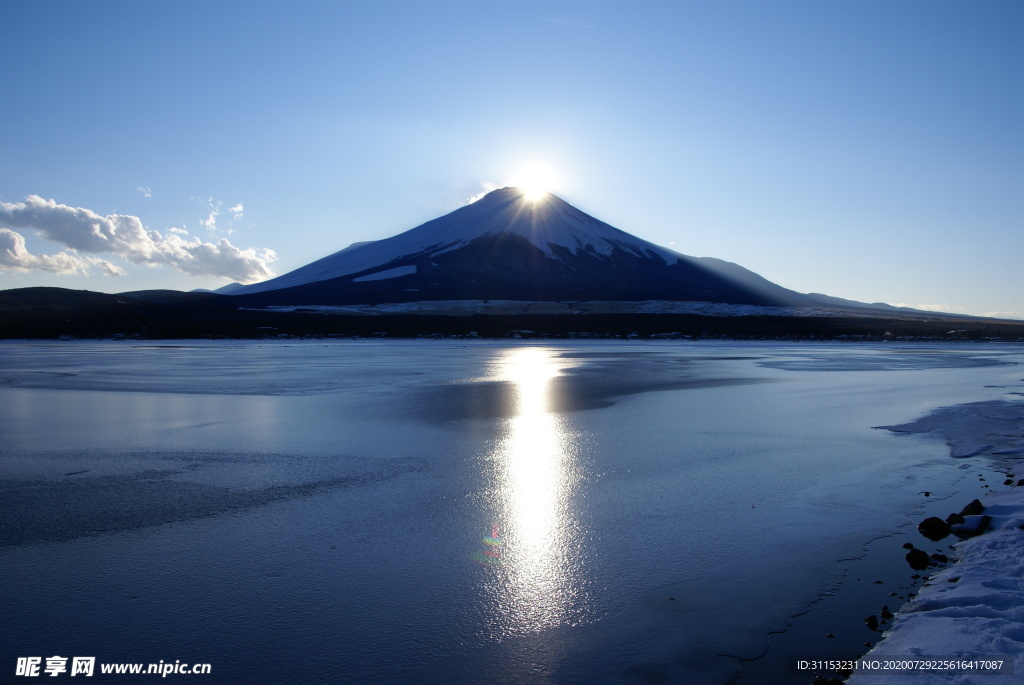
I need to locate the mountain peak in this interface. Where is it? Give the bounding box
[473,186,560,205]
[236,188,679,295]
[231,189,811,308]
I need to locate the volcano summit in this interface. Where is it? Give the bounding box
[231,188,812,307]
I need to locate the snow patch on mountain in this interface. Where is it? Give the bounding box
[351,265,417,282]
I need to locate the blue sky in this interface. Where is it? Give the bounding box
[1,0,1021,318]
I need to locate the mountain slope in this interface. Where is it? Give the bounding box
[232,188,813,307]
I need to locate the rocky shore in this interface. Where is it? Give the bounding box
[844,399,1024,684]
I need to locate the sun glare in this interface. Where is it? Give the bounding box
[512,163,560,202]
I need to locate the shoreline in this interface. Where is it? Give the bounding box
[845,487,1024,684]
[730,461,1007,684]
[844,399,1024,684]
[730,397,1024,684]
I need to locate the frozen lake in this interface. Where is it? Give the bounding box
[1,340,1021,684]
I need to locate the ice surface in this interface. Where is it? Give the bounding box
[879,400,1024,459]
[1,341,1022,684]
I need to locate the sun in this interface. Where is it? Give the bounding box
[511,163,560,202]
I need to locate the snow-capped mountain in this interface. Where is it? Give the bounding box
[232,187,814,306]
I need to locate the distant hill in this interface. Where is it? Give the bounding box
[805,293,904,311]
[2,285,1022,340]
[0,287,232,338]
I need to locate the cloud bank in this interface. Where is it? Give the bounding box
[892,302,965,314]
[984,311,1023,320]
[0,228,125,276]
[0,196,276,283]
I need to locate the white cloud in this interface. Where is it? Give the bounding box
[201,199,220,232]
[0,195,276,283]
[168,226,190,235]
[136,186,152,198]
[466,182,500,205]
[984,311,1024,320]
[0,227,126,276]
[891,302,965,313]
[199,199,245,235]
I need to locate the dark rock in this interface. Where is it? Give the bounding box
[880,606,894,619]
[960,499,985,516]
[902,542,915,550]
[826,633,835,638]
[1004,479,1014,486]
[948,577,961,583]
[951,514,992,539]
[905,547,930,571]
[946,512,966,525]
[918,516,951,541]
[864,615,879,630]
[1017,479,1024,487]
[931,553,949,563]
[872,580,883,584]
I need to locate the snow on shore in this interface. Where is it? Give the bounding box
[245,299,842,317]
[848,399,1024,684]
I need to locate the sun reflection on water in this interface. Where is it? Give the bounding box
[475,347,589,635]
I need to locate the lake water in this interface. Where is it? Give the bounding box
[1,340,1021,684]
